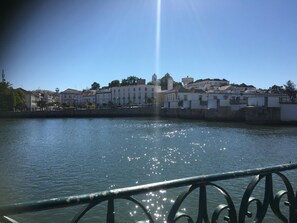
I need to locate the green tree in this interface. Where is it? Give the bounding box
[174,82,183,88]
[146,97,154,105]
[159,73,181,90]
[61,103,69,109]
[37,100,47,111]
[0,82,14,111]
[147,81,155,86]
[91,82,100,90]
[14,89,26,111]
[160,73,172,90]
[121,76,139,86]
[108,80,120,88]
[284,80,296,101]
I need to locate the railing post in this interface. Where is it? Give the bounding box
[197,185,209,223]
[106,199,115,223]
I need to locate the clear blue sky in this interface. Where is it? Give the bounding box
[1,0,297,91]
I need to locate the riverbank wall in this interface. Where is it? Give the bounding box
[245,107,281,124]
[0,106,296,125]
[159,107,245,122]
[0,107,159,118]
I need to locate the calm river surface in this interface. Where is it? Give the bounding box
[0,118,297,222]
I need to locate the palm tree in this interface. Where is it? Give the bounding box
[284,80,296,101]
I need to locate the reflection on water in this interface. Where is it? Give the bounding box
[0,118,297,222]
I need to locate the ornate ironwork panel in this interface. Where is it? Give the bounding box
[0,163,297,222]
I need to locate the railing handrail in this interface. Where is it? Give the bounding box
[0,162,296,216]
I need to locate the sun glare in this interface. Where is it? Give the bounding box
[155,0,162,75]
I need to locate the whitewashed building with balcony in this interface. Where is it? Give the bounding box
[111,85,161,106]
[163,87,207,109]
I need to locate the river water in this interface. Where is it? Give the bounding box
[0,118,296,222]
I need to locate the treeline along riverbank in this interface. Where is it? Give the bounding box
[0,107,295,125]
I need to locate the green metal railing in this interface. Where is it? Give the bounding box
[0,163,297,222]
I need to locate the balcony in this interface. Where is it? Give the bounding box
[0,163,296,222]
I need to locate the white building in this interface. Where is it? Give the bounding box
[111,85,161,106]
[182,76,194,86]
[248,94,280,108]
[24,91,40,111]
[32,89,60,110]
[80,90,96,106]
[163,87,207,109]
[208,92,249,111]
[218,84,256,94]
[60,89,82,106]
[163,88,178,109]
[96,89,112,107]
[163,86,280,111]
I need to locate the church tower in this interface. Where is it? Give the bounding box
[152,73,157,84]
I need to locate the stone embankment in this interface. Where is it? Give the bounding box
[245,107,281,124]
[160,108,245,122]
[0,107,295,125]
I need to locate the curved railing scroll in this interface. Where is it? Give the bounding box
[238,172,296,223]
[167,183,237,223]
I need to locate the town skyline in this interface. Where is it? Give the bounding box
[1,69,294,92]
[1,0,297,91]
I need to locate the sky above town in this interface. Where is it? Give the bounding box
[1,0,297,91]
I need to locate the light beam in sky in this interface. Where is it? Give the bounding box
[155,0,161,75]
